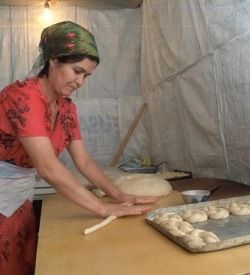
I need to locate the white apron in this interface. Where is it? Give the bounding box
[0,161,36,217]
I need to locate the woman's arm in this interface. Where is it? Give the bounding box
[20,137,154,217]
[67,140,158,205]
[67,140,123,199]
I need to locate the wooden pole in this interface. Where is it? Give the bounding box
[110,103,147,167]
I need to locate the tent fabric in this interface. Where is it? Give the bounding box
[59,96,148,168]
[141,0,250,184]
[0,0,249,185]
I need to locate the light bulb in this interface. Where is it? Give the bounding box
[44,1,49,9]
[44,1,52,21]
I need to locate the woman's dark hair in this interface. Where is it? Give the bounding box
[37,54,99,77]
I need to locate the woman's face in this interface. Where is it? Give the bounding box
[48,57,98,97]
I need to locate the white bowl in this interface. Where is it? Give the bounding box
[181,190,210,204]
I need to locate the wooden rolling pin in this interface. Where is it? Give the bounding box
[110,103,147,167]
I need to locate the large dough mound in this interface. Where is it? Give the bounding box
[113,174,172,197]
[93,173,172,198]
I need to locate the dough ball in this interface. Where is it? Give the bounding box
[112,174,172,197]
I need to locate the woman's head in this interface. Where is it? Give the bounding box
[26,21,100,78]
[37,54,98,77]
[41,55,97,98]
[39,21,99,65]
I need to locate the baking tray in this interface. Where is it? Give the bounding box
[146,195,250,253]
[154,170,192,181]
[166,170,192,181]
[121,166,157,174]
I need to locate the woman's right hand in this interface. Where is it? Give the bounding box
[100,201,153,218]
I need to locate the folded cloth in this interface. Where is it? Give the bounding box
[0,161,36,217]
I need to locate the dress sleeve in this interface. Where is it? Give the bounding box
[0,80,49,138]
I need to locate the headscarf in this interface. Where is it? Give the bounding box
[26,21,99,78]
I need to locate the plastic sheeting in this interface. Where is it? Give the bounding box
[1,1,249,185]
[60,96,148,167]
[141,0,250,184]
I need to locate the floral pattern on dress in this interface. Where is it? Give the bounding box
[6,93,30,135]
[0,134,15,150]
[0,201,37,275]
[0,78,82,168]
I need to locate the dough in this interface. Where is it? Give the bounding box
[177,221,194,233]
[113,174,172,197]
[153,215,194,237]
[225,202,250,216]
[152,212,220,250]
[169,228,186,237]
[182,234,203,244]
[181,229,220,249]
[203,206,229,220]
[153,213,182,224]
[163,223,187,237]
[94,173,172,198]
[182,229,206,249]
[84,215,117,235]
[180,210,208,223]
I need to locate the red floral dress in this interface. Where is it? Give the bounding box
[0,77,82,274]
[0,77,82,167]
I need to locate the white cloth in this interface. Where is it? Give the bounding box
[0,161,36,217]
[25,53,44,79]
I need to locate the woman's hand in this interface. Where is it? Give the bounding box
[115,191,159,206]
[101,201,154,218]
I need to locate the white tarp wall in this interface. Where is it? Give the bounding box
[141,0,250,184]
[0,3,148,168]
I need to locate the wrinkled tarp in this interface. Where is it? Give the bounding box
[141,0,250,184]
[0,0,249,186]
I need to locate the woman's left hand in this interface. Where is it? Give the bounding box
[116,192,159,205]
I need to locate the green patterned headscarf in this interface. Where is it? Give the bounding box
[26,21,99,78]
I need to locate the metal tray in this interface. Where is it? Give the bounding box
[146,195,250,253]
[167,170,192,181]
[121,166,157,174]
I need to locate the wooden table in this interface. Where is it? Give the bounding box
[35,178,250,275]
[170,177,250,200]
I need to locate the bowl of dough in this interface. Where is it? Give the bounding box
[181,190,210,204]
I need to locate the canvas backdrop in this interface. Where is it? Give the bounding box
[0,0,249,185]
[141,0,250,185]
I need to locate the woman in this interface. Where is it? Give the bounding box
[0,21,158,274]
